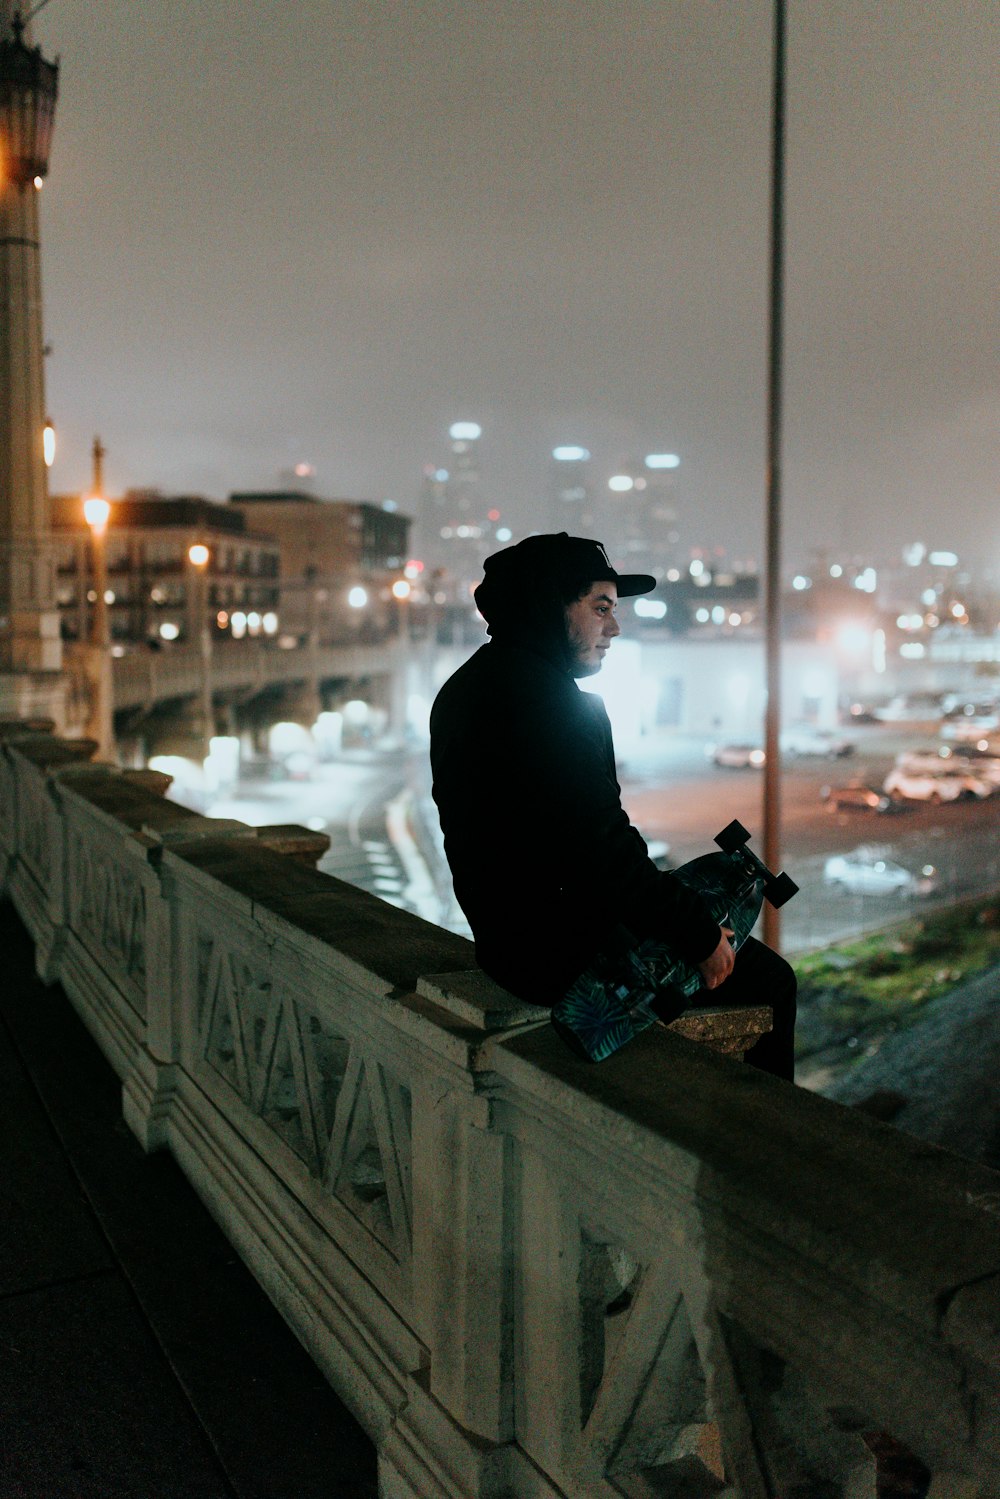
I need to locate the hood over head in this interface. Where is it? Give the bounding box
[473,533,655,671]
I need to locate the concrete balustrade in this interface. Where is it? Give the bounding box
[1,719,997,1499]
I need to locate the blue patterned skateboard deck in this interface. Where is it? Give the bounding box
[551,821,797,1061]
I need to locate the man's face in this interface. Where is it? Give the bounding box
[564,580,621,677]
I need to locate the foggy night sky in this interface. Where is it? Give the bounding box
[33,1,1000,577]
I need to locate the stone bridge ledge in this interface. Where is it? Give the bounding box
[1,720,997,1499]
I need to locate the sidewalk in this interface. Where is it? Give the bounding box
[0,902,377,1499]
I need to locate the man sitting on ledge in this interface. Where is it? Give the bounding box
[429,533,796,1080]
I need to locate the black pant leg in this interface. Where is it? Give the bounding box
[714,935,797,1081]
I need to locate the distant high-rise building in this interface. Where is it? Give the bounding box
[549,446,595,534]
[446,421,483,524]
[417,421,498,592]
[606,453,680,576]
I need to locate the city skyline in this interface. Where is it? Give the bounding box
[32,1,1000,579]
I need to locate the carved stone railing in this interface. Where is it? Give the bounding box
[1,721,997,1499]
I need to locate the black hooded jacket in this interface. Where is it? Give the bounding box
[429,537,721,1005]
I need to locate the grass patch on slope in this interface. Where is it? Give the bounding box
[792,895,1000,1062]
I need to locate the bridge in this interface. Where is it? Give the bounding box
[107,638,403,714]
[57,634,419,754]
[1,718,997,1498]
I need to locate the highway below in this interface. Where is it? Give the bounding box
[619,722,1000,953]
[187,719,999,959]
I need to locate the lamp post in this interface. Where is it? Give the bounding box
[0,5,63,712]
[762,0,787,949]
[391,577,412,736]
[187,542,212,759]
[82,437,114,759]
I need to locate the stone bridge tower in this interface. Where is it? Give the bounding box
[0,1,63,722]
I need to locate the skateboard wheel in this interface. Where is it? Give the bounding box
[714,819,750,853]
[764,871,799,908]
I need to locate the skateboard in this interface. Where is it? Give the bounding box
[551,820,798,1062]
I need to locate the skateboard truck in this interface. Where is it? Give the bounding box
[713,819,799,908]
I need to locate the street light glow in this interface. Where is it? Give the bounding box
[608,475,633,493]
[449,422,482,441]
[835,622,870,655]
[644,453,680,469]
[188,543,210,568]
[553,446,590,462]
[348,586,368,609]
[83,496,111,532]
[43,418,55,467]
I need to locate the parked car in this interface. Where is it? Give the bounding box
[949,747,1000,785]
[824,849,938,897]
[883,766,993,803]
[940,704,1000,742]
[874,694,944,722]
[895,746,958,775]
[781,724,855,758]
[709,742,766,769]
[895,746,1000,785]
[820,782,894,813]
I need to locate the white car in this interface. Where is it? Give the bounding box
[874,694,944,722]
[709,742,766,769]
[896,746,1000,786]
[941,710,1000,742]
[824,850,938,897]
[780,725,855,758]
[883,766,993,803]
[951,749,1000,786]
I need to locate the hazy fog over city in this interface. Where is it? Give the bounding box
[37,1,999,580]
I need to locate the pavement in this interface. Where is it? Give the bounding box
[0,902,378,1499]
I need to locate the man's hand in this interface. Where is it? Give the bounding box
[698,927,735,990]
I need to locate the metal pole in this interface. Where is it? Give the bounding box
[199,565,212,758]
[86,436,114,759]
[762,0,787,949]
[90,437,107,652]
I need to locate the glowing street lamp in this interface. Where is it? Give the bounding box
[0,15,59,188]
[608,474,634,493]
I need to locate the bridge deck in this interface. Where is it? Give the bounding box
[0,901,377,1499]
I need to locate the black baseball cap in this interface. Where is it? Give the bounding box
[475,534,655,622]
[551,534,656,598]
